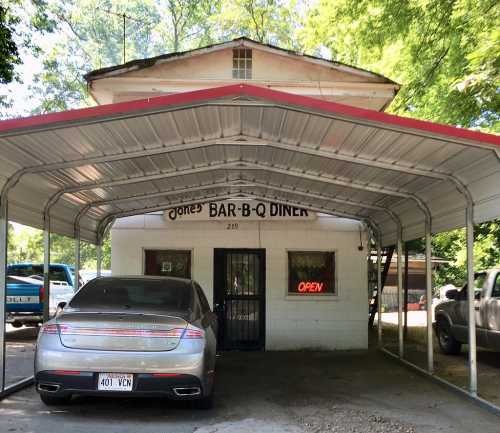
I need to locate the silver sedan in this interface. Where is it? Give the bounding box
[35,276,218,408]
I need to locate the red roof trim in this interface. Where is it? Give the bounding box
[0,83,498,146]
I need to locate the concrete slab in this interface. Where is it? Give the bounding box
[5,325,37,386]
[0,350,498,433]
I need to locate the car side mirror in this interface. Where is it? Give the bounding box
[474,291,481,300]
[56,301,67,314]
[445,289,458,300]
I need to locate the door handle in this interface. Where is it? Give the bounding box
[474,306,480,311]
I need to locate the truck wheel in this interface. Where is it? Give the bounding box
[436,319,461,355]
[40,393,72,406]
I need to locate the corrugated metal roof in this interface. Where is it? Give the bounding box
[0,84,499,245]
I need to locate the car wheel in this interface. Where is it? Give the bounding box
[40,393,72,406]
[436,319,462,355]
[11,321,22,328]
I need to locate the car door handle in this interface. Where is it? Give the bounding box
[474,306,480,311]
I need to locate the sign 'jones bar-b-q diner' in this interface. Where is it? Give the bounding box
[163,200,316,222]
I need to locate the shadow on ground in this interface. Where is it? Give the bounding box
[380,320,500,406]
[1,349,499,433]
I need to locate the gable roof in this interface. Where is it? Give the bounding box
[84,37,399,87]
[0,83,499,247]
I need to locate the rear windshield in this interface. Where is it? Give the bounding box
[69,278,193,311]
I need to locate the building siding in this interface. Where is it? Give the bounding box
[111,214,368,351]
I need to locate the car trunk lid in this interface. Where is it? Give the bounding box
[56,311,188,351]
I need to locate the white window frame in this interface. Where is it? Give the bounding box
[232,48,252,79]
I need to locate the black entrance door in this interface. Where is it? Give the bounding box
[213,249,265,350]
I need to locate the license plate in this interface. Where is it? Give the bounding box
[6,296,39,304]
[97,373,133,391]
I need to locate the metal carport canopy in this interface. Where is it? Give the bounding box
[0,83,499,246]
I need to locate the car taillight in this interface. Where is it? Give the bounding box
[39,286,45,303]
[52,325,183,338]
[182,325,204,339]
[165,328,185,338]
[40,323,58,334]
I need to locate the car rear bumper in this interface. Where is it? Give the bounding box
[6,313,42,325]
[35,371,206,399]
[35,338,213,397]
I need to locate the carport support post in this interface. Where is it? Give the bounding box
[377,236,382,347]
[96,243,102,277]
[397,229,403,358]
[425,221,433,374]
[74,229,80,291]
[0,200,8,392]
[43,217,51,323]
[466,205,477,395]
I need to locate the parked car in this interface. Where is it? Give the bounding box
[35,276,218,408]
[434,269,500,354]
[79,269,112,285]
[7,263,76,327]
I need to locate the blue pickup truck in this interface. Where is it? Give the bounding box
[6,263,75,328]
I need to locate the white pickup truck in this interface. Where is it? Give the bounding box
[434,269,500,354]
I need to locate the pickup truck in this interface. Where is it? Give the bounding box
[434,269,500,354]
[6,263,75,328]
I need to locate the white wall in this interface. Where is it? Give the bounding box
[92,46,395,110]
[111,215,368,351]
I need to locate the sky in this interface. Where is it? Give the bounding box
[1,25,56,118]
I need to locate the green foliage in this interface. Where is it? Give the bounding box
[210,0,300,48]
[0,4,20,85]
[27,0,302,112]
[430,221,500,288]
[30,0,161,112]
[7,223,111,270]
[0,0,55,114]
[300,0,500,132]
[162,0,220,51]
[28,0,225,113]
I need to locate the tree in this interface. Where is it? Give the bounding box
[8,223,43,263]
[162,0,219,52]
[7,223,111,270]
[0,3,20,85]
[210,0,300,48]
[0,0,55,116]
[28,0,222,113]
[17,0,304,113]
[300,0,499,132]
[300,0,500,285]
[429,221,500,288]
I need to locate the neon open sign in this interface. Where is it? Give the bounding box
[297,281,325,293]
